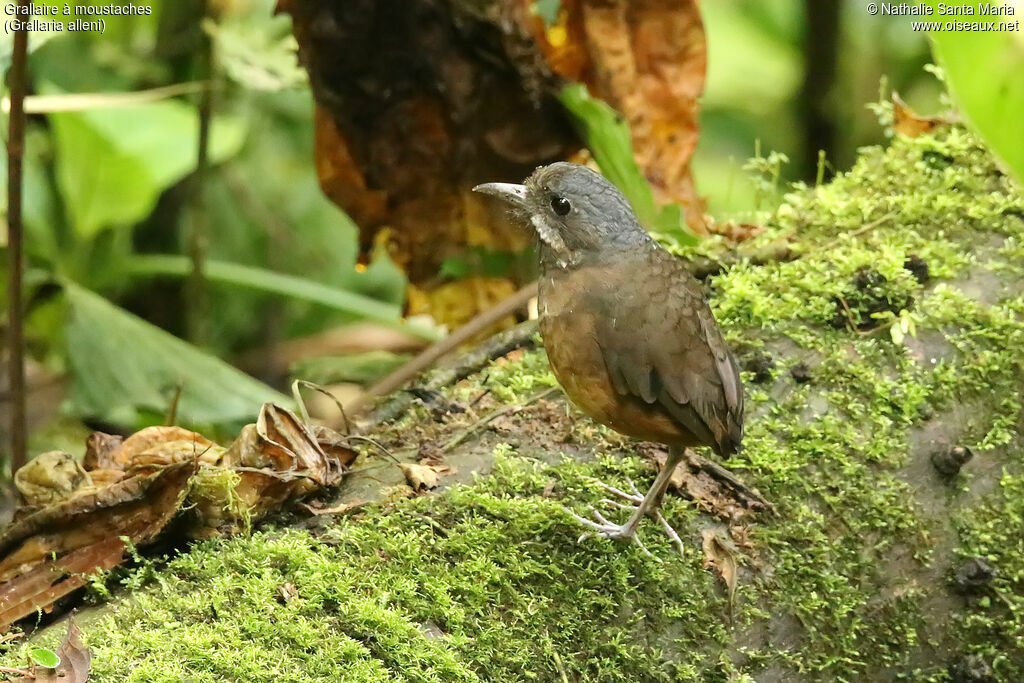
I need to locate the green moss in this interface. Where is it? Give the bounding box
[4,125,1024,680]
[452,343,558,405]
[954,472,1024,679]
[5,453,730,682]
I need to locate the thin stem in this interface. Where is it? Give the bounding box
[187,0,214,345]
[5,0,31,475]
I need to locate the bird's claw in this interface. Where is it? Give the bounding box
[584,477,644,503]
[564,505,656,558]
[564,475,687,557]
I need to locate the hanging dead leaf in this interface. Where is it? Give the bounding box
[399,463,451,492]
[278,0,578,325]
[525,0,709,234]
[35,618,92,683]
[892,91,951,138]
[701,526,738,610]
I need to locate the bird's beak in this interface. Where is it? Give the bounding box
[472,182,528,208]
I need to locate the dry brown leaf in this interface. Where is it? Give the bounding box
[13,451,91,507]
[193,404,355,536]
[648,448,769,521]
[399,463,450,492]
[892,91,950,138]
[0,461,195,630]
[253,403,350,485]
[82,432,123,470]
[2,406,357,630]
[110,426,222,469]
[301,500,366,516]
[276,582,300,605]
[701,527,738,609]
[279,1,576,324]
[35,618,92,683]
[312,106,389,229]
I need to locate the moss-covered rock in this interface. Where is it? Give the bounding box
[4,125,1024,681]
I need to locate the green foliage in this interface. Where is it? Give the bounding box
[0,0,412,431]
[205,14,307,92]
[558,83,699,247]
[924,6,1024,186]
[63,282,289,427]
[530,0,561,28]
[6,453,725,682]
[26,646,60,669]
[955,472,1024,676]
[47,93,246,239]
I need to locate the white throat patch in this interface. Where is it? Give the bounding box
[530,214,573,268]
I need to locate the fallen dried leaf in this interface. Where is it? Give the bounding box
[701,527,738,609]
[2,403,357,631]
[276,582,300,605]
[82,432,124,471]
[13,451,91,507]
[648,448,770,521]
[112,426,221,468]
[35,618,92,683]
[301,500,366,516]
[399,463,450,492]
[0,461,195,630]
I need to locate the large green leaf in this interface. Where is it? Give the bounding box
[925,3,1024,185]
[64,282,289,427]
[558,84,699,246]
[47,92,247,238]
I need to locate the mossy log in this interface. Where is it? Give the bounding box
[4,127,1024,681]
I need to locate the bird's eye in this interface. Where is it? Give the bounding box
[550,195,571,217]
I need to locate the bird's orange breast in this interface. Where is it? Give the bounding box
[539,266,697,446]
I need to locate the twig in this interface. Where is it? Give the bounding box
[164,383,183,425]
[5,0,31,475]
[292,379,351,434]
[442,386,558,453]
[362,319,540,428]
[810,212,897,256]
[356,282,538,414]
[551,648,570,683]
[0,665,34,678]
[186,0,215,345]
[346,434,403,466]
[684,450,774,513]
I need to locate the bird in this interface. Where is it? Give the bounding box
[474,162,744,553]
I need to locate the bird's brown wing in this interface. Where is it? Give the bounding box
[593,262,744,456]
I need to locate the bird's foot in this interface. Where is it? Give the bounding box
[564,505,655,557]
[566,477,686,557]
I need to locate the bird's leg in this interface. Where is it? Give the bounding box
[566,447,687,556]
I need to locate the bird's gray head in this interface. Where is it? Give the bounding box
[473,162,648,268]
